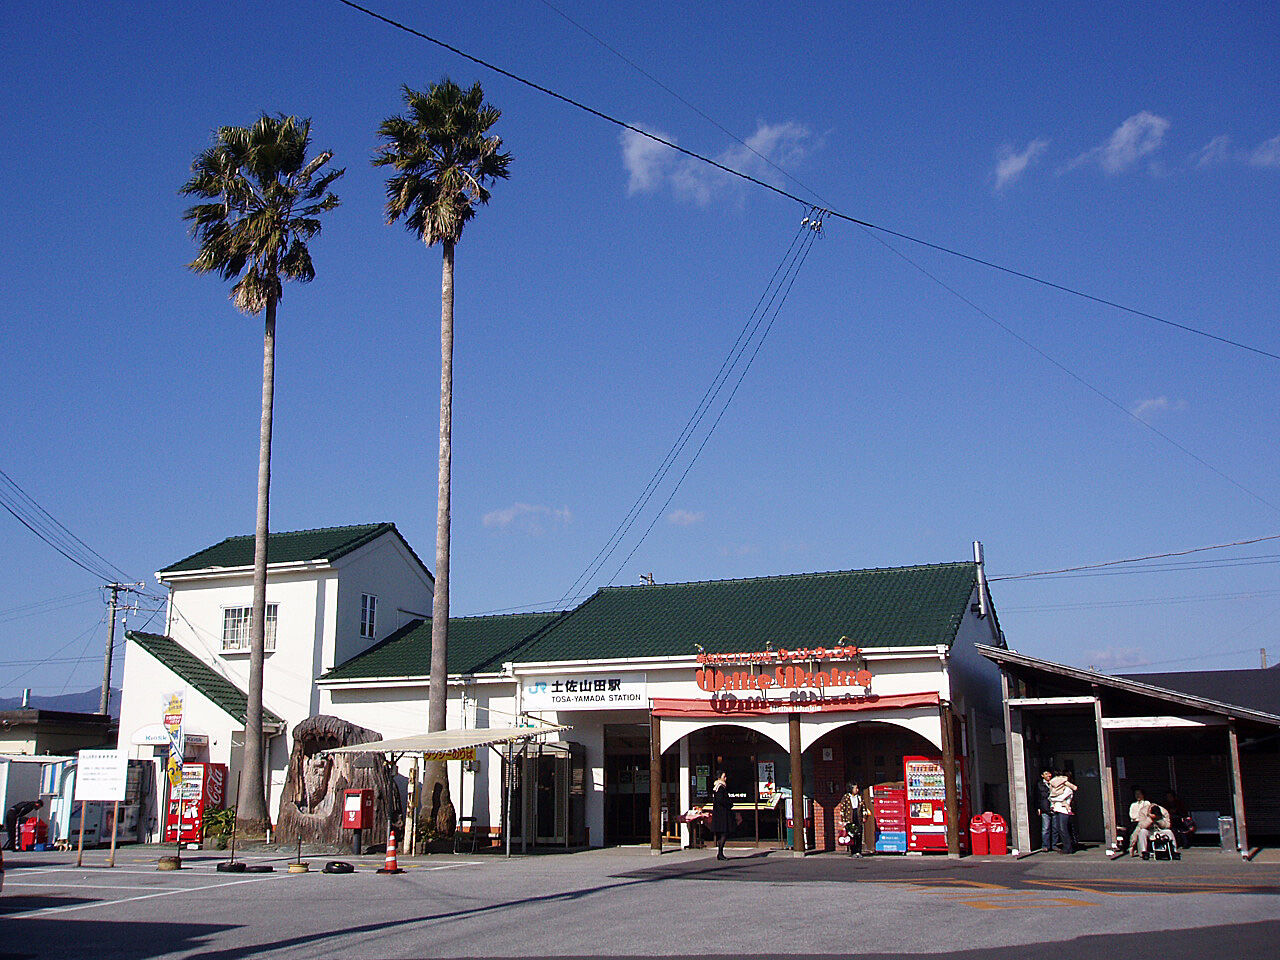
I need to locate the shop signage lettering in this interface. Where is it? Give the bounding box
[695,644,861,666]
[523,671,647,711]
[695,664,872,693]
[709,692,882,714]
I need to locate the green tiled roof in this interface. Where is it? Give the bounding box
[322,612,566,681]
[160,523,420,574]
[127,631,284,726]
[486,562,979,666]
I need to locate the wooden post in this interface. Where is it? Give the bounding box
[1000,670,1030,854]
[108,800,120,868]
[75,799,87,867]
[649,712,662,854]
[940,704,960,857]
[1092,691,1117,851]
[1228,719,1249,856]
[789,713,805,857]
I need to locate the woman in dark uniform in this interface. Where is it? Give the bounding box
[711,772,732,860]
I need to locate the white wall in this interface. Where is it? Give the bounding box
[330,535,433,670]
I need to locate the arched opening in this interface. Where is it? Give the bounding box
[664,721,793,848]
[807,720,950,852]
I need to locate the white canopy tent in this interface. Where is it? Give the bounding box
[323,725,571,856]
[323,725,570,757]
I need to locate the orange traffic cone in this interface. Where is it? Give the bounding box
[377,829,404,874]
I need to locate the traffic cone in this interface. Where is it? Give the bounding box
[377,829,404,874]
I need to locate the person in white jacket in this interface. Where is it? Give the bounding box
[1048,772,1077,854]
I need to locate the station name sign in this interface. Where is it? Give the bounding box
[523,671,647,711]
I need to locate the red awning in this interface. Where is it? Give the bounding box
[651,691,941,718]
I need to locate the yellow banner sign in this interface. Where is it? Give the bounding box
[421,747,476,761]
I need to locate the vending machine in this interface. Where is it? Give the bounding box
[903,755,968,852]
[870,782,907,853]
[164,762,226,844]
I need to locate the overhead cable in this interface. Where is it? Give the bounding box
[335,0,1280,363]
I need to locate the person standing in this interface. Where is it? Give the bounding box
[1036,770,1054,852]
[836,783,863,856]
[710,772,732,861]
[4,798,42,851]
[1049,772,1077,854]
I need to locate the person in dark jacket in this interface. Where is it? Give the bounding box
[1036,770,1053,851]
[4,798,43,851]
[710,772,732,860]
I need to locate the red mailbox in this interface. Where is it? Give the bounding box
[342,789,373,830]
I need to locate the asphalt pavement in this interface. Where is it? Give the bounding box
[2,844,1278,959]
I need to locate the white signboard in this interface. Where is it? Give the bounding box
[74,749,128,802]
[522,671,647,711]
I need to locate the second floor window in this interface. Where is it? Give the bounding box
[360,594,377,639]
[222,604,277,652]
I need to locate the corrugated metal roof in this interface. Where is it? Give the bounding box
[126,631,284,726]
[160,523,419,573]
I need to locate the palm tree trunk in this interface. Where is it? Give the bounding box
[239,296,275,831]
[426,239,456,835]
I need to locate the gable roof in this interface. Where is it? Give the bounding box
[160,523,428,576]
[480,562,980,668]
[977,644,1280,727]
[321,612,566,682]
[1120,668,1280,717]
[126,631,284,727]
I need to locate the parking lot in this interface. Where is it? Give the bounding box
[3,845,1279,959]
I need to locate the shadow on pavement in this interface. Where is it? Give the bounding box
[0,920,234,960]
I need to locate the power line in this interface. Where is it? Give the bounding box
[0,468,134,582]
[991,533,1280,581]
[604,220,822,589]
[336,0,1280,364]
[558,216,816,604]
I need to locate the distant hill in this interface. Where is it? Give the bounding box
[0,686,120,717]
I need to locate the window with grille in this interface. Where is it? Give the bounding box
[222,604,277,652]
[360,594,378,640]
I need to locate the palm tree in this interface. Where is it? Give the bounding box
[374,80,511,833]
[181,115,343,832]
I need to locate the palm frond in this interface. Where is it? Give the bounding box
[181,113,343,314]
[373,79,512,247]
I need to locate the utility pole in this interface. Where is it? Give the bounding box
[100,582,145,716]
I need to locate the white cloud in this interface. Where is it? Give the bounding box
[1195,134,1233,167]
[1066,112,1170,174]
[994,138,1049,192]
[1080,647,1147,671]
[718,543,759,557]
[667,509,705,526]
[1249,134,1280,168]
[1129,396,1187,419]
[482,502,572,534]
[621,124,677,195]
[620,120,813,206]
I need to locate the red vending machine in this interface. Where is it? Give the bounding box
[164,762,227,844]
[903,756,968,852]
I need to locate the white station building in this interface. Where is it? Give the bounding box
[118,523,1009,852]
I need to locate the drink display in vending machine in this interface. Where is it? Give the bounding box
[904,755,969,852]
[164,762,226,845]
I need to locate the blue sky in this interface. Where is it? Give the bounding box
[2,0,1278,699]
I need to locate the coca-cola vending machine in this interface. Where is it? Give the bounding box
[903,755,968,853]
[164,762,226,844]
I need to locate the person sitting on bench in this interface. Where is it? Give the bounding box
[1132,803,1176,859]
